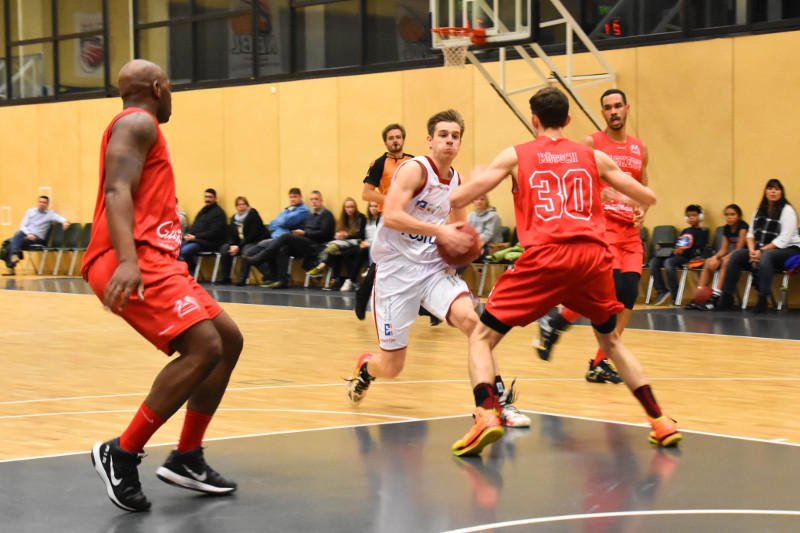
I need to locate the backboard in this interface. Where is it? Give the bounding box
[429,0,536,49]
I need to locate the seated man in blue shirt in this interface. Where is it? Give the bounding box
[3,195,69,274]
[237,188,310,285]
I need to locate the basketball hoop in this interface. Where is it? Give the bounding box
[432,27,486,68]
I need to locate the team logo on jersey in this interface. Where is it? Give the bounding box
[630,144,641,155]
[174,295,200,319]
[414,199,441,214]
[157,221,183,244]
[383,323,393,337]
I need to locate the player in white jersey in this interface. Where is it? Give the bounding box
[346,110,531,436]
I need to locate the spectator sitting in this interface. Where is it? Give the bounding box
[717,179,800,313]
[468,194,504,259]
[685,204,748,310]
[178,188,228,275]
[262,190,335,289]
[308,197,367,291]
[176,197,189,233]
[239,188,309,284]
[214,196,267,285]
[2,195,69,275]
[649,204,708,306]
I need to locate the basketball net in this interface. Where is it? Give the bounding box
[432,27,485,69]
[440,38,471,68]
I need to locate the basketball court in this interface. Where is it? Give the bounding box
[1,279,799,532]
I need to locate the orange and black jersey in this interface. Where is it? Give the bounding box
[364,152,414,209]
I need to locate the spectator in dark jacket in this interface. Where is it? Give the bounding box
[214,196,267,285]
[262,190,335,289]
[179,188,227,274]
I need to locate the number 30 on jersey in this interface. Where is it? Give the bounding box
[529,170,594,221]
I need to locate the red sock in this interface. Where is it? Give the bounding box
[561,308,581,323]
[120,403,165,453]
[177,409,213,453]
[633,385,663,419]
[473,383,500,411]
[592,348,607,368]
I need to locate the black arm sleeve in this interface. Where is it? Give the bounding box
[363,155,386,187]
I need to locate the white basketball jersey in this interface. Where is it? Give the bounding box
[371,155,461,266]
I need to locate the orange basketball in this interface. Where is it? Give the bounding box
[437,223,482,267]
[693,286,714,305]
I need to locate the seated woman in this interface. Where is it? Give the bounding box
[467,194,504,259]
[717,179,800,313]
[686,204,748,309]
[336,201,381,292]
[217,196,267,285]
[308,197,366,291]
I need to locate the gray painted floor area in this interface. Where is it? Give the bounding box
[2,415,799,532]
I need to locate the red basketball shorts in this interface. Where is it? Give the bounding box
[485,241,623,328]
[85,246,223,354]
[604,224,644,274]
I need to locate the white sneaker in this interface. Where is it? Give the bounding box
[340,279,354,292]
[499,380,531,428]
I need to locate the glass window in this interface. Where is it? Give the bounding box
[584,0,683,42]
[689,0,746,30]
[752,0,800,23]
[56,38,106,94]
[58,0,104,36]
[229,0,290,78]
[138,26,188,83]
[195,18,234,81]
[9,0,53,42]
[137,0,179,24]
[8,45,52,99]
[294,0,360,72]
[366,0,431,64]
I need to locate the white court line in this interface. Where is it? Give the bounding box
[567,321,800,342]
[3,375,799,407]
[0,407,418,422]
[440,509,800,533]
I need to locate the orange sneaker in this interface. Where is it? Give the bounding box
[346,353,374,406]
[648,415,682,447]
[452,407,504,456]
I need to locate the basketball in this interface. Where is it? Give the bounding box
[693,286,714,305]
[437,223,482,267]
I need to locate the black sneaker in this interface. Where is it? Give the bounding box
[156,447,237,494]
[654,291,671,305]
[585,359,623,384]
[354,263,376,320]
[91,438,151,512]
[534,308,568,361]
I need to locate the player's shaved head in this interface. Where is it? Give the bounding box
[117,59,172,123]
[119,59,164,100]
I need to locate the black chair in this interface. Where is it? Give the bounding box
[52,223,82,275]
[68,222,93,276]
[674,226,711,304]
[32,223,66,275]
[644,225,677,303]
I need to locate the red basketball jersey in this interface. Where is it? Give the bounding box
[82,108,181,278]
[513,136,606,248]
[590,131,644,226]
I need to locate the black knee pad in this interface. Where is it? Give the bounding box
[613,270,640,310]
[592,314,617,335]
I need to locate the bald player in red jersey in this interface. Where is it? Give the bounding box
[82,60,242,512]
[449,87,680,456]
[535,89,650,385]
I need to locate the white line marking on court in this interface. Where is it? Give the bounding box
[0,407,418,422]
[439,509,800,533]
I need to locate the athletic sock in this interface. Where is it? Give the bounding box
[591,348,607,368]
[177,409,213,453]
[712,288,722,296]
[560,308,581,324]
[120,403,166,453]
[494,376,505,397]
[633,385,663,419]
[473,383,500,411]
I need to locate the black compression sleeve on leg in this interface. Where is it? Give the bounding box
[480,310,512,335]
[614,271,640,310]
[591,314,617,335]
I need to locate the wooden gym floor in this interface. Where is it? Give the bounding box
[0,278,798,532]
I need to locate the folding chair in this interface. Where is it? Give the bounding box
[52,223,82,275]
[36,224,66,275]
[68,223,93,276]
[194,252,222,282]
[674,227,710,305]
[644,225,677,303]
